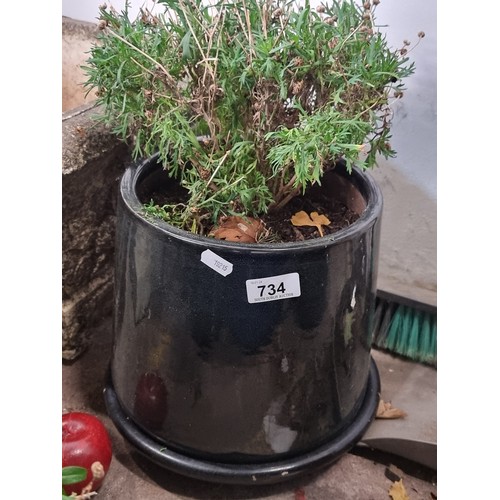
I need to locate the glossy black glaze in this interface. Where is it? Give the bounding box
[104,358,380,485]
[110,154,382,471]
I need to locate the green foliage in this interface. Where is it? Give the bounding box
[62,466,87,486]
[62,466,87,499]
[84,0,415,232]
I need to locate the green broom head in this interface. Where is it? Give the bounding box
[372,298,437,366]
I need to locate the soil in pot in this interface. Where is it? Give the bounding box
[136,160,360,243]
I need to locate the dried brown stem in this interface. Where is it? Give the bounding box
[269,173,300,212]
[107,28,176,88]
[270,185,301,212]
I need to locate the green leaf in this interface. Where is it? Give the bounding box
[181,30,192,60]
[62,466,87,485]
[295,4,310,36]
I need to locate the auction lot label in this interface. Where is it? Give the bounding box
[246,272,301,303]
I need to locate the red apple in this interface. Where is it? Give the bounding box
[62,412,112,495]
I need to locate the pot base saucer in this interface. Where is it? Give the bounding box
[104,357,380,485]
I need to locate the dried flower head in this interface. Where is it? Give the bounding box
[328,37,338,49]
[292,80,304,95]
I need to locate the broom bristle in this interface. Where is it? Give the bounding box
[372,295,437,366]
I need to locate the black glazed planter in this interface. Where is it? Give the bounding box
[104,154,383,485]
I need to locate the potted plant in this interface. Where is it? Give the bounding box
[84,0,419,485]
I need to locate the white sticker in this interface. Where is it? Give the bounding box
[246,273,301,303]
[200,249,233,277]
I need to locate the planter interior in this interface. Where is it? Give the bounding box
[105,154,382,484]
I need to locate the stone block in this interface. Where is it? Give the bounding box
[62,17,99,112]
[62,103,131,360]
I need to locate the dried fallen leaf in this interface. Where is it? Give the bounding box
[389,479,410,500]
[210,216,263,243]
[291,211,331,237]
[376,399,407,419]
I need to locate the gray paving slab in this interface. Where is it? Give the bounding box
[362,350,437,469]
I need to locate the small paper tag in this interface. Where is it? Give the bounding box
[246,273,301,303]
[200,249,233,276]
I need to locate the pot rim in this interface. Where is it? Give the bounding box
[119,153,382,254]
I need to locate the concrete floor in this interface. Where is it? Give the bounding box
[62,318,437,499]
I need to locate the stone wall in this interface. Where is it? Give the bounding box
[62,103,131,360]
[62,17,99,112]
[62,16,131,360]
